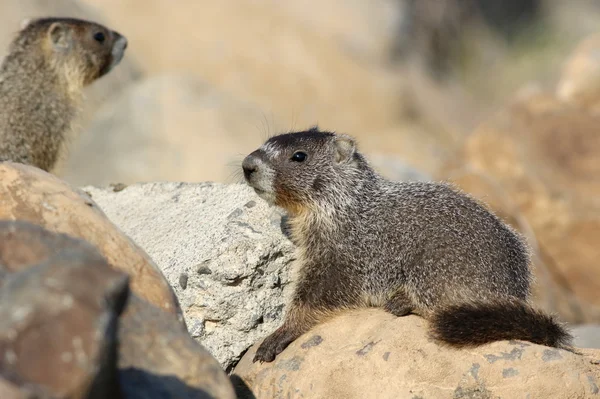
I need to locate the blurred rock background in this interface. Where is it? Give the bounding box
[1,0,599,342]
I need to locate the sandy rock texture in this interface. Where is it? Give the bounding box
[233,309,600,399]
[0,162,179,316]
[84,182,296,371]
[0,220,236,399]
[441,89,600,324]
[118,295,237,398]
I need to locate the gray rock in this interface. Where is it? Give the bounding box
[572,324,600,349]
[84,182,295,370]
[367,153,431,182]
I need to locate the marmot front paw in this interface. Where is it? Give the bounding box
[253,328,295,363]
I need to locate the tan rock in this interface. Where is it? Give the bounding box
[0,162,179,316]
[441,91,600,323]
[557,32,600,109]
[233,309,600,399]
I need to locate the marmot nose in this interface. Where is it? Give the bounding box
[242,155,259,181]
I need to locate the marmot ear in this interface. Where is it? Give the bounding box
[48,22,72,51]
[333,134,356,164]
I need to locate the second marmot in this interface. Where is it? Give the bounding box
[0,17,128,172]
[242,127,572,363]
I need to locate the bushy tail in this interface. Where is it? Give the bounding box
[430,299,573,350]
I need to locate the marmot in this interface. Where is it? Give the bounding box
[242,127,572,363]
[0,17,128,172]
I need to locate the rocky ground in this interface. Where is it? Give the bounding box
[0,161,599,398]
[2,0,600,398]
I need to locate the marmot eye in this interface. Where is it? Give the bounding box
[93,32,106,43]
[291,151,307,162]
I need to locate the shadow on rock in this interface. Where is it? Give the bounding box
[119,368,218,399]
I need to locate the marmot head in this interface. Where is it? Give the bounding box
[15,17,128,85]
[242,127,363,213]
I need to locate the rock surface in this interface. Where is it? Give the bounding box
[441,91,600,324]
[0,162,180,316]
[572,324,600,349]
[119,295,237,398]
[0,220,237,399]
[84,182,296,371]
[557,32,600,109]
[233,309,600,399]
[0,220,129,399]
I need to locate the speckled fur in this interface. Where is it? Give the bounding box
[0,17,127,171]
[242,127,572,363]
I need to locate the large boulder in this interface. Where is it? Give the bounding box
[0,162,179,316]
[83,182,296,371]
[0,221,128,399]
[0,220,237,399]
[441,90,600,323]
[233,309,600,399]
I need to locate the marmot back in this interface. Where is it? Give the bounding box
[242,127,572,363]
[0,17,127,172]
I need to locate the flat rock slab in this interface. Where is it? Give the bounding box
[233,309,600,399]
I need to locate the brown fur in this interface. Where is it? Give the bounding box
[0,17,127,172]
[242,128,573,363]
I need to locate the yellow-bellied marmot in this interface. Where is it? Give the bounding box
[0,17,128,172]
[242,127,572,363]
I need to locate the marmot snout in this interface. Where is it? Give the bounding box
[242,129,357,213]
